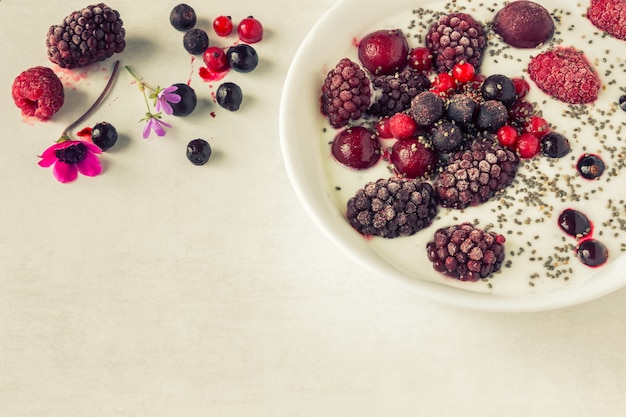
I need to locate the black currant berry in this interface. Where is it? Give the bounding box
[226,44,258,73]
[577,239,608,267]
[170,4,196,31]
[430,121,464,153]
[216,82,243,111]
[170,83,197,117]
[541,132,571,158]
[577,153,605,180]
[476,100,508,132]
[183,28,209,55]
[446,94,477,128]
[92,122,118,151]
[186,139,212,165]
[619,94,626,112]
[558,208,591,239]
[481,74,516,107]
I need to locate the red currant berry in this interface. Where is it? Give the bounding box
[375,117,393,138]
[430,72,457,96]
[408,47,433,72]
[451,62,475,84]
[389,113,417,139]
[524,115,550,138]
[213,15,233,37]
[238,16,263,44]
[512,77,530,99]
[203,46,229,72]
[496,125,518,148]
[517,132,541,158]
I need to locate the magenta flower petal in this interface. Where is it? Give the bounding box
[53,161,78,183]
[76,152,102,177]
[38,156,57,168]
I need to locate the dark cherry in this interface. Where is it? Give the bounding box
[357,29,409,75]
[331,126,381,170]
[389,137,438,179]
[558,209,591,239]
[577,153,605,180]
[492,0,555,48]
[577,239,609,267]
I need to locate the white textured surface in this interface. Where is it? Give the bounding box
[1,1,626,416]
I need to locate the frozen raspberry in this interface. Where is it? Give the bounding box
[321,58,371,128]
[46,3,125,69]
[527,47,600,104]
[426,222,506,281]
[493,0,555,48]
[358,29,409,75]
[12,66,65,121]
[587,0,626,41]
[346,178,438,238]
[367,67,431,118]
[425,12,487,73]
[435,139,520,209]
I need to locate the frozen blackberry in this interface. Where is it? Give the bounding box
[435,139,520,209]
[446,93,478,128]
[170,83,197,117]
[481,74,516,107]
[170,4,196,31]
[425,12,487,73]
[367,68,431,118]
[346,178,438,239]
[321,58,371,128]
[476,100,508,133]
[183,28,209,55]
[46,3,126,69]
[226,44,258,73]
[410,91,445,126]
[430,121,464,153]
[426,223,506,281]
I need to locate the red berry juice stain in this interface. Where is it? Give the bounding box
[210,112,216,118]
[199,66,229,82]
[76,126,93,142]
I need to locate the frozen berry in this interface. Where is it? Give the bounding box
[577,239,608,267]
[92,122,118,151]
[357,29,409,75]
[577,154,605,179]
[446,94,478,128]
[186,138,212,165]
[541,132,570,158]
[587,0,626,41]
[183,28,209,55]
[508,100,535,128]
[516,132,541,158]
[390,138,438,179]
[170,3,196,31]
[496,125,519,148]
[493,0,555,48]
[512,77,530,99]
[430,121,464,153]
[524,115,550,138]
[375,117,393,138]
[410,91,445,126]
[481,74,516,107]
[238,16,263,43]
[389,113,417,139]
[558,209,591,239]
[367,68,431,118]
[170,83,197,117]
[203,46,229,72]
[430,72,457,96]
[452,62,475,84]
[226,44,258,73]
[408,47,433,72]
[216,82,243,111]
[320,58,371,128]
[213,15,233,37]
[476,100,508,133]
[12,66,64,121]
[331,126,381,170]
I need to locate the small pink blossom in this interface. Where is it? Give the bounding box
[38,140,102,183]
[155,85,181,115]
[143,116,172,139]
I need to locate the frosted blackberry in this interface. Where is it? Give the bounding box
[425,12,487,73]
[426,223,506,281]
[46,3,126,69]
[346,178,438,239]
[367,68,431,118]
[321,58,371,128]
[435,139,520,209]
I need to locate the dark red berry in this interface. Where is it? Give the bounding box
[516,132,541,158]
[238,16,263,43]
[213,15,233,37]
[390,138,438,179]
[512,77,530,99]
[408,47,433,72]
[331,126,381,170]
[452,62,475,83]
[375,117,393,138]
[389,113,417,139]
[577,239,608,267]
[496,125,518,148]
[358,29,409,75]
[558,209,591,239]
[493,0,555,48]
[577,153,605,179]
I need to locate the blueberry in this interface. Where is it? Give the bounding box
[183,28,209,55]
[170,83,197,117]
[430,121,464,153]
[216,82,243,111]
[476,100,508,133]
[186,139,212,165]
[577,153,605,180]
[541,132,570,158]
[226,44,258,73]
[446,94,478,128]
[92,122,118,151]
[481,74,516,107]
[170,4,196,31]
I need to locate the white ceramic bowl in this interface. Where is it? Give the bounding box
[279,0,626,312]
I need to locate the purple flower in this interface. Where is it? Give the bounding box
[155,85,181,115]
[143,116,172,139]
[38,140,102,183]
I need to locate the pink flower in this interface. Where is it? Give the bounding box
[143,116,172,138]
[155,85,181,115]
[38,140,102,183]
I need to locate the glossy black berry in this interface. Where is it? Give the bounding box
[170,83,197,117]
[476,100,508,133]
[541,132,571,158]
[446,94,477,128]
[226,44,258,73]
[216,82,243,111]
[92,122,118,151]
[186,139,212,165]
[481,74,516,107]
[577,239,608,267]
[183,28,209,55]
[619,94,626,112]
[430,121,464,153]
[558,209,591,239]
[170,4,196,31]
[577,153,605,180]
